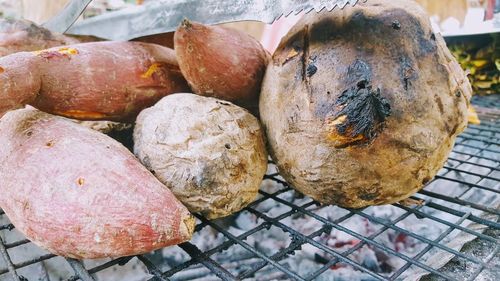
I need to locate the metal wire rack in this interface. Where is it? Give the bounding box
[0,94,499,281]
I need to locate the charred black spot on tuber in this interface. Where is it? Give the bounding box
[391,20,401,30]
[334,83,391,141]
[306,63,317,77]
[346,59,372,87]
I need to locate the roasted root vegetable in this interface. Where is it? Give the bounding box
[134,94,268,219]
[0,18,100,57]
[260,0,472,208]
[0,41,190,121]
[0,108,195,259]
[174,20,269,112]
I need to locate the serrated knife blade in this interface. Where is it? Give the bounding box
[66,0,360,41]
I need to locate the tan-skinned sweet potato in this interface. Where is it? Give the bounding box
[260,0,472,208]
[0,18,100,57]
[0,41,190,121]
[0,108,195,259]
[174,20,269,112]
[134,94,268,219]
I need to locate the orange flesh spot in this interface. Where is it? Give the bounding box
[0,66,4,73]
[327,132,365,143]
[58,47,79,55]
[32,47,78,58]
[141,62,163,78]
[284,49,299,63]
[326,117,366,146]
[77,177,85,186]
[55,110,108,119]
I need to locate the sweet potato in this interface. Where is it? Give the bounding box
[0,41,190,121]
[0,108,195,259]
[0,18,100,57]
[260,0,471,207]
[174,20,269,111]
[134,94,268,219]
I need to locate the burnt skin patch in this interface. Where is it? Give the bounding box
[434,95,444,114]
[15,112,45,135]
[306,64,317,77]
[332,82,391,143]
[399,56,417,92]
[345,59,372,87]
[391,20,401,30]
[422,177,432,185]
[359,190,379,201]
[301,25,310,81]
[306,56,318,77]
[450,122,460,137]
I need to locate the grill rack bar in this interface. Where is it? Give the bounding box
[0,95,498,281]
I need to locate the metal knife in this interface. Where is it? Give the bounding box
[65,0,360,41]
[41,0,93,33]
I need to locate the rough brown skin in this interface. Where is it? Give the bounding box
[0,108,195,259]
[134,94,268,219]
[174,20,270,112]
[0,18,100,57]
[260,0,472,208]
[0,41,190,122]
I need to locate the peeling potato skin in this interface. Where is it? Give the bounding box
[174,20,270,112]
[134,94,268,219]
[0,108,194,259]
[0,18,100,57]
[260,0,472,208]
[0,41,190,122]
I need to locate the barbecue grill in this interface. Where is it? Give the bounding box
[0,94,498,281]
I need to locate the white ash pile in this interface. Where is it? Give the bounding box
[161,159,498,281]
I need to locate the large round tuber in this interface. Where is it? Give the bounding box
[259,0,472,208]
[134,94,268,219]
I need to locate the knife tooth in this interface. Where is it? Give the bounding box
[277,0,359,23]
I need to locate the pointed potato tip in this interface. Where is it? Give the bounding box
[180,18,192,29]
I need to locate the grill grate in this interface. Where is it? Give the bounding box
[0,94,499,281]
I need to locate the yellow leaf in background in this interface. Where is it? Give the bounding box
[470,60,489,69]
[468,106,480,125]
[475,81,494,89]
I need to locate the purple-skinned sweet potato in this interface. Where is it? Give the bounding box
[0,41,190,122]
[0,108,195,259]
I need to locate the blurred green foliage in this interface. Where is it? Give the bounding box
[448,33,499,95]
